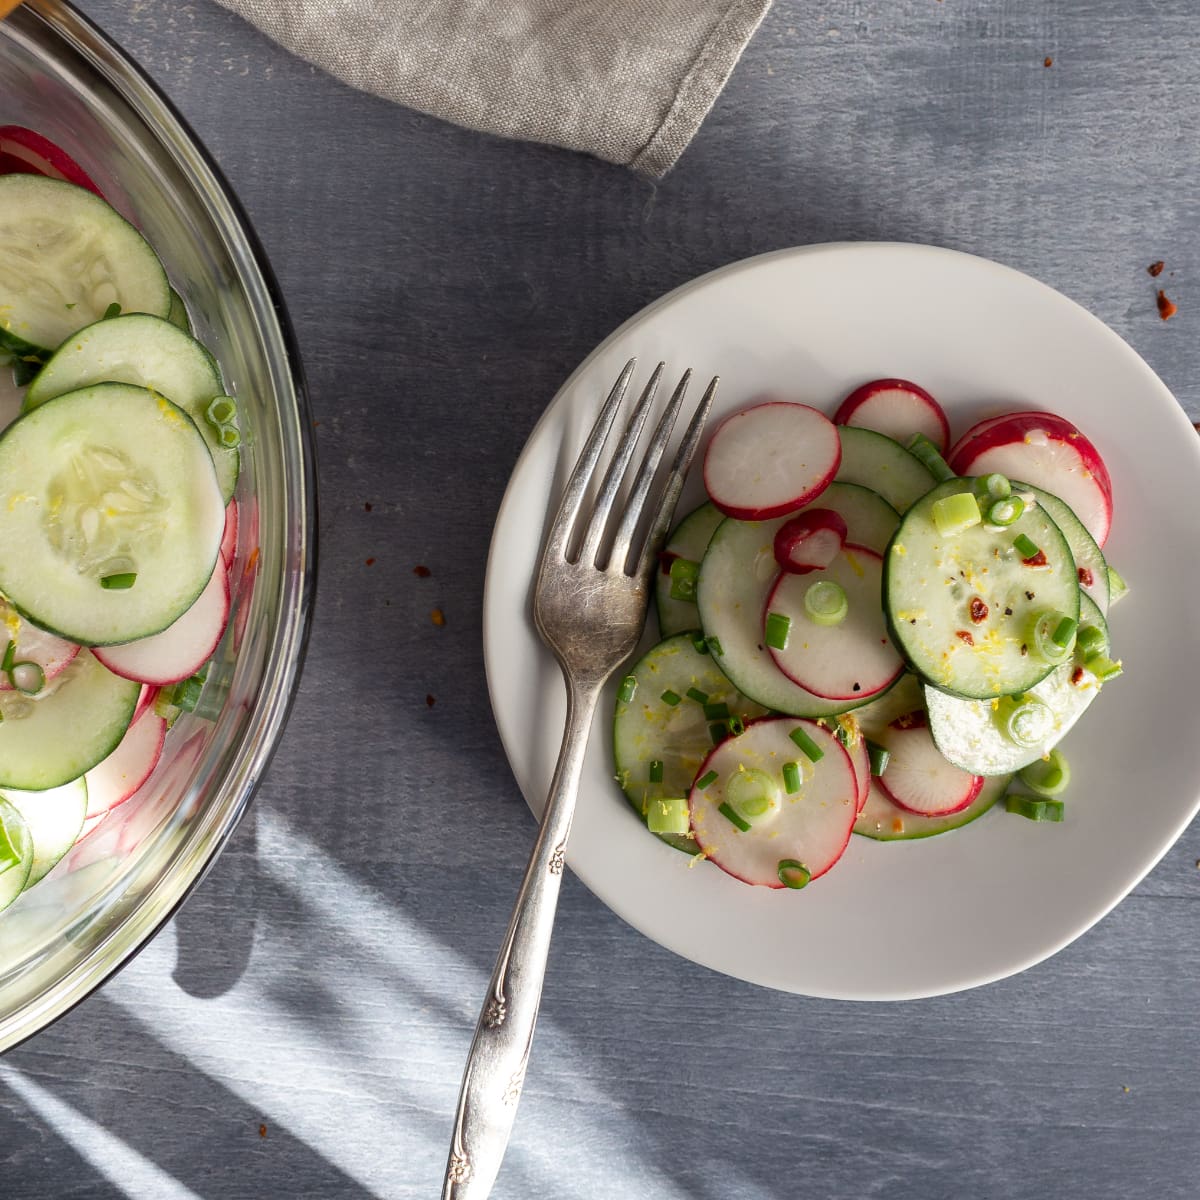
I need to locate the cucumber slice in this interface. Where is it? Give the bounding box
[0,382,225,644]
[167,288,191,333]
[0,797,34,912]
[924,594,1110,775]
[698,516,899,717]
[853,773,1009,841]
[1021,483,1109,613]
[613,633,766,852]
[655,503,723,637]
[885,478,1079,699]
[834,426,937,514]
[0,651,139,790]
[24,314,239,502]
[0,176,170,354]
[1,776,87,886]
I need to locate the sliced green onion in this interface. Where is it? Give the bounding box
[789,724,825,763]
[686,687,709,705]
[1029,610,1075,664]
[162,666,209,714]
[102,301,122,320]
[764,611,791,650]
[727,716,746,737]
[831,722,853,748]
[782,761,802,794]
[1074,624,1108,661]
[217,422,241,449]
[0,816,19,877]
[704,701,730,720]
[931,491,982,537]
[660,689,681,706]
[646,797,690,836]
[669,557,701,602]
[1051,616,1077,647]
[100,572,137,590]
[1005,793,1065,822]
[706,637,725,657]
[975,473,1011,502]
[906,434,955,482]
[1107,566,1129,606]
[206,395,238,426]
[9,661,44,696]
[985,495,1024,526]
[690,632,709,655]
[996,695,1054,748]
[718,801,751,832]
[1013,533,1041,560]
[1089,655,1123,682]
[804,580,848,627]
[617,675,637,703]
[726,767,779,819]
[866,739,890,776]
[696,770,719,790]
[1018,749,1071,797]
[0,641,13,674]
[776,859,811,889]
[709,722,727,745]
[648,759,664,784]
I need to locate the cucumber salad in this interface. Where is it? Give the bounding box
[0,129,243,914]
[614,377,1125,890]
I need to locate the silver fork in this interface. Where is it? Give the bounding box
[442,359,717,1200]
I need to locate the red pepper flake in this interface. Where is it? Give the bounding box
[413,565,432,578]
[1043,55,1053,68]
[365,557,376,566]
[1148,260,1165,278]
[969,597,988,624]
[425,694,436,708]
[1078,566,1094,587]
[955,630,975,646]
[1157,289,1177,321]
[1022,550,1048,568]
[364,502,373,512]
[259,1124,268,1139]
[431,608,446,626]
[1071,666,1087,686]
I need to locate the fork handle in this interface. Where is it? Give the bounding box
[442,674,600,1200]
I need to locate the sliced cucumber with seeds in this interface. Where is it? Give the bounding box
[2,776,87,886]
[0,382,225,644]
[613,633,766,852]
[885,477,1079,699]
[834,425,937,514]
[655,502,723,637]
[0,650,139,790]
[0,176,170,354]
[0,797,34,912]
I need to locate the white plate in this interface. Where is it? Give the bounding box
[483,242,1200,1000]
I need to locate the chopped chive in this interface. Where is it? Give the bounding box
[102,301,122,320]
[1075,624,1107,661]
[1051,616,1077,648]
[985,495,1024,526]
[789,724,825,763]
[866,739,890,776]
[669,557,701,602]
[709,722,727,745]
[696,770,719,790]
[206,395,238,426]
[764,611,791,651]
[0,640,13,674]
[776,859,811,889]
[617,675,637,703]
[804,580,848,626]
[931,491,981,537]
[648,759,664,784]
[832,723,853,749]
[1005,793,1065,823]
[9,661,44,696]
[646,797,690,836]
[906,434,955,482]
[100,572,137,590]
[975,473,1012,502]
[660,688,682,706]
[1013,533,1041,560]
[706,636,724,657]
[217,422,241,449]
[782,761,802,794]
[727,716,745,737]
[686,687,709,705]
[718,802,751,832]
[704,701,730,720]
[1018,749,1070,797]
[690,632,709,655]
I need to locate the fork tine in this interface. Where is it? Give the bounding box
[631,374,719,579]
[574,362,664,568]
[539,357,637,565]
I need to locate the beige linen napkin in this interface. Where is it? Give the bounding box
[213,0,772,176]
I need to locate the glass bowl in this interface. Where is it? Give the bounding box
[0,1,315,1050]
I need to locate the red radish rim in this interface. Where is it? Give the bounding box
[773,508,848,574]
[84,711,168,818]
[0,126,103,196]
[834,377,951,453]
[878,715,983,817]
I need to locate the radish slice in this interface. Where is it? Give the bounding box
[74,812,108,843]
[689,717,858,887]
[0,603,78,689]
[765,546,904,701]
[834,378,950,453]
[133,684,160,723]
[94,557,229,686]
[843,727,871,814]
[221,498,239,567]
[948,411,1113,546]
[773,508,847,574]
[0,126,103,196]
[877,712,983,816]
[83,709,167,817]
[703,401,841,520]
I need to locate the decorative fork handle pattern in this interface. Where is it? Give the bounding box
[442,675,601,1200]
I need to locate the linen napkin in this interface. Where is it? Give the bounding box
[213,0,773,177]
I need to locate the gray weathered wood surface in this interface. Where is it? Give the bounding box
[5,1,1200,1196]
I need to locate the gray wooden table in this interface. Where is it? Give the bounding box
[5,1,1200,1196]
